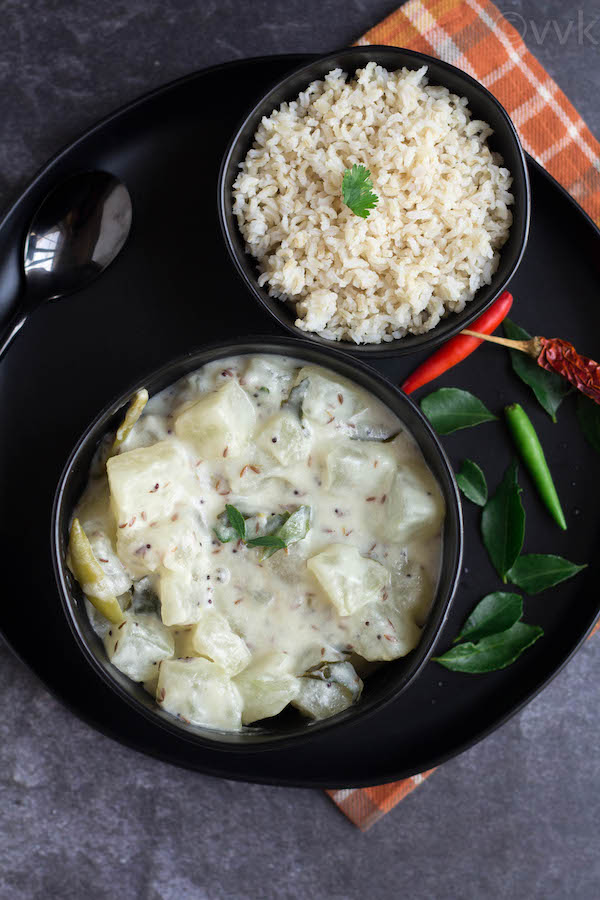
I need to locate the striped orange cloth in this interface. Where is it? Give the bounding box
[327,0,600,831]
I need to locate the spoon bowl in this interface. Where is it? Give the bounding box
[1,171,132,358]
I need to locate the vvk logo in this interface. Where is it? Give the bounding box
[498,9,599,45]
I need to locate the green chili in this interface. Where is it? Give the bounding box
[504,403,566,530]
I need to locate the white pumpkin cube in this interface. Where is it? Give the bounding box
[307,544,390,616]
[158,561,213,627]
[190,611,251,675]
[347,596,422,661]
[243,356,294,395]
[157,657,243,730]
[234,652,300,724]
[174,380,255,459]
[325,441,397,495]
[293,661,363,720]
[104,613,174,682]
[295,367,365,425]
[378,462,445,544]
[258,411,312,466]
[392,569,434,628]
[107,440,187,528]
[117,511,207,580]
[87,531,132,597]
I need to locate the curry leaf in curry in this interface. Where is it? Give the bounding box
[420,388,497,434]
[481,461,525,580]
[246,534,287,550]
[259,506,312,558]
[342,165,379,218]
[225,504,246,541]
[503,319,570,421]
[216,505,311,558]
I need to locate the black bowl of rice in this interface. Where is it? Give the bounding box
[218,46,530,356]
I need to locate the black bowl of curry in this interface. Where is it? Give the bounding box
[52,336,463,751]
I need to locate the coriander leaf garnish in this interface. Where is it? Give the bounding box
[481,461,525,580]
[225,504,246,541]
[342,165,379,219]
[420,388,497,435]
[507,554,587,595]
[456,459,488,506]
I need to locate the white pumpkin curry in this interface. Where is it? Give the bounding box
[68,355,445,732]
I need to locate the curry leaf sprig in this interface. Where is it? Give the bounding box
[215,504,311,559]
[434,591,543,674]
[480,465,584,591]
[342,165,379,218]
[420,384,587,675]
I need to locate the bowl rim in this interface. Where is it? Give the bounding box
[217,44,531,358]
[51,335,463,753]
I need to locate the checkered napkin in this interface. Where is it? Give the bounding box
[327,0,600,830]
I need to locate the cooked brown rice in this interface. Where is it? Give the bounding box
[233,63,514,344]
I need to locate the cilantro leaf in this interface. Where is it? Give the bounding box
[342,165,379,218]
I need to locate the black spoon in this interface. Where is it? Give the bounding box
[0,171,132,360]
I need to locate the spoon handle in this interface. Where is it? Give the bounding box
[0,307,28,362]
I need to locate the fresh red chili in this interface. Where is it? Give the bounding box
[401,291,513,394]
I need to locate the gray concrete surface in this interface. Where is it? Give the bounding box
[1,1,599,897]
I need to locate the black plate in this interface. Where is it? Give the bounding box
[1,55,598,788]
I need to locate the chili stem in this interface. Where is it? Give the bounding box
[461,330,537,356]
[504,403,567,530]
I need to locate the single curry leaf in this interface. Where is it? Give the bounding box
[507,554,587,595]
[481,461,525,579]
[434,622,543,673]
[503,319,570,421]
[576,393,600,454]
[246,534,287,550]
[214,509,239,543]
[225,504,246,541]
[342,165,379,218]
[277,505,311,545]
[262,505,312,558]
[456,459,488,506]
[420,388,497,435]
[455,592,523,644]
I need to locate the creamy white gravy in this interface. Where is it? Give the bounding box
[74,355,444,731]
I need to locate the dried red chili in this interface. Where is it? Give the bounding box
[537,337,600,404]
